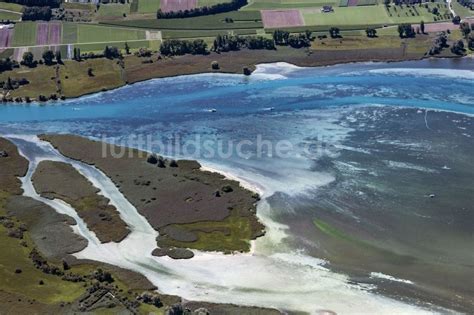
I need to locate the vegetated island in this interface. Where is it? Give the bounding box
[32,160,131,243]
[0,136,280,314]
[40,134,265,259]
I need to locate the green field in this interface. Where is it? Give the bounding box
[97,3,131,17]
[76,24,146,43]
[0,10,22,21]
[0,2,24,12]
[62,2,95,10]
[303,6,391,26]
[452,1,474,19]
[303,4,449,27]
[62,23,77,44]
[12,22,37,47]
[101,11,262,30]
[243,0,338,10]
[198,0,233,6]
[137,0,160,13]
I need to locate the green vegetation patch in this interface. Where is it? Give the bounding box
[198,0,233,6]
[97,3,131,17]
[60,58,125,98]
[158,213,255,253]
[0,10,21,21]
[62,23,77,44]
[0,193,84,304]
[137,0,160,13]
[12,22,37,47]
[0,64,57,98]
[0,1,24,13]
[76,24,146,43]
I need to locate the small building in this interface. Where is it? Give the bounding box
[321,5,334,12]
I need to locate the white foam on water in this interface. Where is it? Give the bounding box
[254,62,303,76]
[384,160,438,173]
[367,68,474,80]
[7,134,439,315]
[370,272,415,285]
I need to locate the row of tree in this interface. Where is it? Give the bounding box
[0,58,18,72]
[22,6,52,21]
[156,0,247,19]
[212,34,275,52]
[273,30,313,48]
[160,39,208,56]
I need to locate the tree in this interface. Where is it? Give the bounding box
[397,23,415,38]
[452,15,461,24]
[87,68,94,77]
[329,27,341,38]
[124,42,130,54]
[104,46,121,59]
[366,28,377,38]
[55,50,62,64]
[5,77,13,90]
[451,39,465,55]
[156,0,248,19]
[460,22,471,38]
[22,6,52,21]
[273,30,290,45]
[42,50,55,65]
[420,20,425,34]
[22,52,34,67]
[191,39,208,55]
[469,35,474,50]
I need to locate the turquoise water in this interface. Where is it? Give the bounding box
[0,60,473,124]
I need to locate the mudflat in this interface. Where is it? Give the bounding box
[6,196,88,260]
[0,137,29,195]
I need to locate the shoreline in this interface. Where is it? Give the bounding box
[1,43,470,103]
[59,55,468,103]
